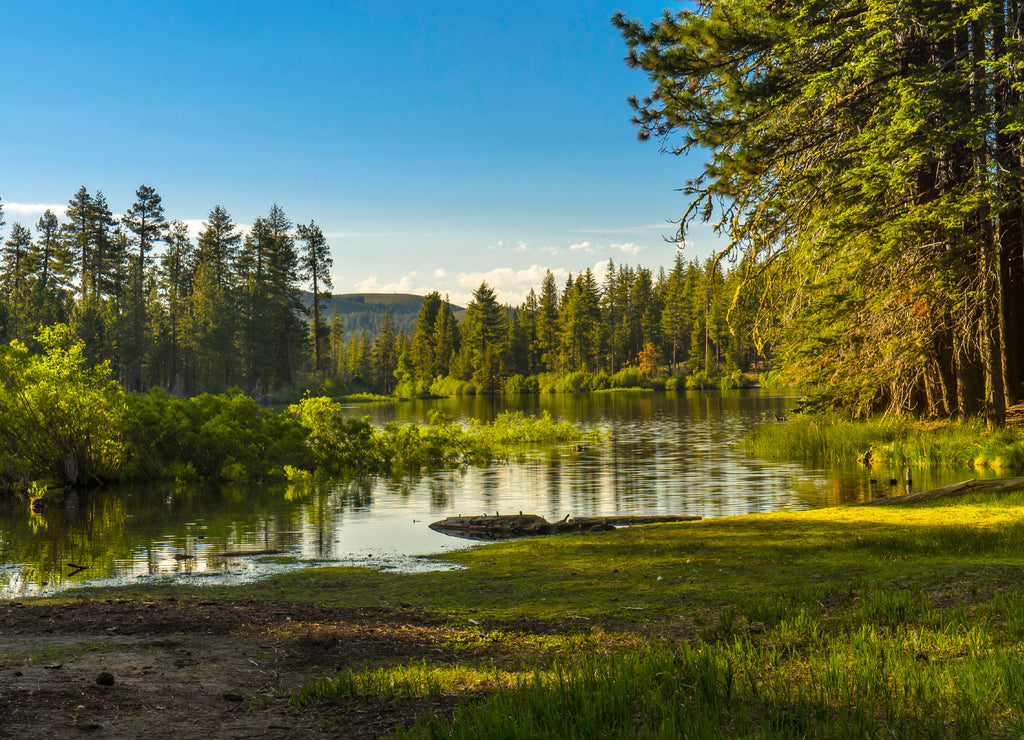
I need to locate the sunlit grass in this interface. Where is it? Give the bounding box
[74,486,1024,737]
[291,661,524,706]
[745,414,1024,471]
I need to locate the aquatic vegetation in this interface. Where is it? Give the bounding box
[290,400,585,476]
[0,334,589,487]
[743,413,1024,471]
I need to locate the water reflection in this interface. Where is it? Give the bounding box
[0,390,1009,597]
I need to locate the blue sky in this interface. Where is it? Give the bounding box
[3,1,713,306]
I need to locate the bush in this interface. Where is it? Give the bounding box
[430,376,478,397]
[122,387,311,481]
[504,374,539,394]
[686,371,715,390]
[610,367,643,388]
[0,325,127,486]
[556,371,592,393]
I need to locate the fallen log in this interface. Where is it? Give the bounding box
[855,477,1024,507]
[211,549,288,557]
[428,513,701,540]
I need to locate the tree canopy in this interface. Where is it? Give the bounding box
[615,0,1024,422]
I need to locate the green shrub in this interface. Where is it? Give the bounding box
[504,374,539,394]
[430,376,478,397]
[610,367,642,388]
[0,325,127,486]
[686,371,714,390]
[556,371,591,393]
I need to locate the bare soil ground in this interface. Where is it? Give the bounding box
[0,598,480,739]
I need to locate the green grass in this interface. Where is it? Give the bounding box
[340,392,394,403]
[744,414,1024,471]
[68,488,1024,737]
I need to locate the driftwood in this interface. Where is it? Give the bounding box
[211,549,288,557]
[429,513,701,541]
[855,477,1024,507]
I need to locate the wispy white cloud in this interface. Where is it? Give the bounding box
[454,265,571,305]
[346,264,576,307]
[4,202,66,217]
[611,242,643,256]
[353,275,382,292]
[515,241,529,253]
[569,241,593,253]
[351,272,442,300]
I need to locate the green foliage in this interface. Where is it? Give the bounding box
[503,373,539,394]
[469,411,584,446]
[609,367,642,388]
[0,325,127,486]
[615,1,1024,418]
[122,388,311,481]
[429,376,478,397]
[555,370,592,394]
[289,399,583,477]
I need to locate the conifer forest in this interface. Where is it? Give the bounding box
[0,187,765,401]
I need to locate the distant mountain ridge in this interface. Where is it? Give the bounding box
[302,292,465,337]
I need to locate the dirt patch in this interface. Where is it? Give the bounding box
[0,598,483,739]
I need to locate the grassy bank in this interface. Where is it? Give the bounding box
[745,414,1024,472]
[72,487,1024,737]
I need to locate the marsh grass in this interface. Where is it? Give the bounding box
[744,414,1024,471]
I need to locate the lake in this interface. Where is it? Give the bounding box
[0,390,1001,598]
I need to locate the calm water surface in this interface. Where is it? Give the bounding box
[0,391,1002,597]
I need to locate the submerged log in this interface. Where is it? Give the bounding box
[428,513,701,541]
[211,549,288,557]
[855,477,1024,507]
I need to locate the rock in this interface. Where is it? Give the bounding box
[96,672,115,686]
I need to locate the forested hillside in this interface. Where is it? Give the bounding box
[316,293,465,337]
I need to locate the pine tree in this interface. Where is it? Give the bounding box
[328,308,346,378]
[411,291,443,381]
[462,282,509,392]
[616,2,1024,419]
[195,205,242,388]
[534,270,561,373]
[431,297,459,378]
[372,310,398,392]
[296,220,333,373]
[264,204,306,387]
[159,220,195,393]
[559,269,601,371]
[660,252,687,370]
[122,185,166,391]
[1,223,33,293]
[63,187,93,301]
[122,184,166,280]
